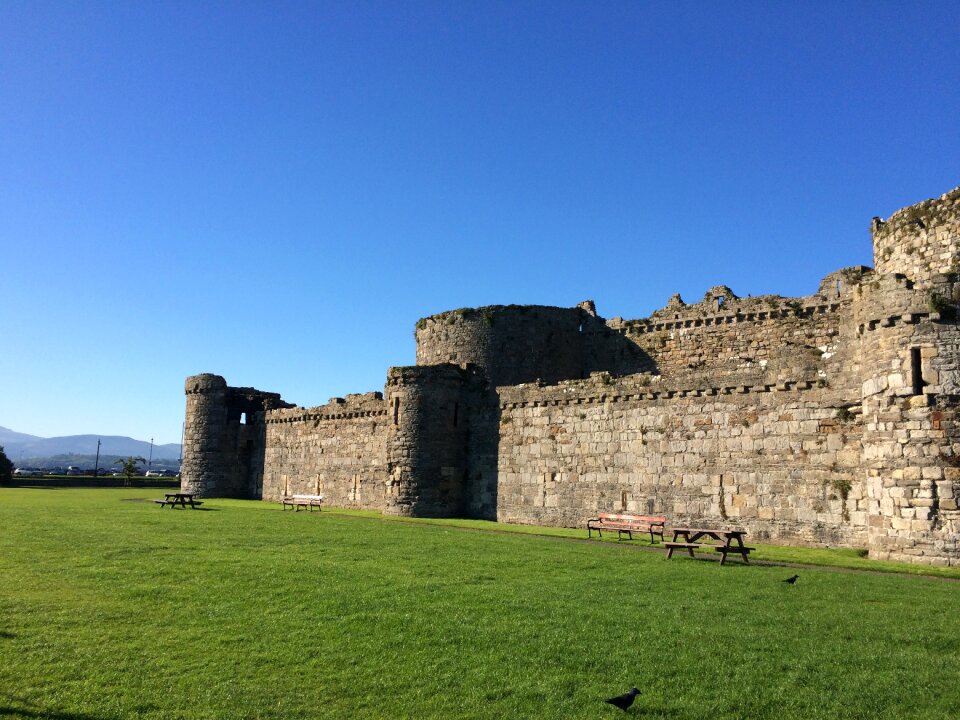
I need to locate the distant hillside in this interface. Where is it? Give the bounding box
[0,426,181,465]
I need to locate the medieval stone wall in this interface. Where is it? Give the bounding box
[261,393,389,508]
[494,373,865,547]
[854,290,960,566]
[609,275,870,390]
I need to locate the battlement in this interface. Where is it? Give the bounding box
[615,268,871,335]
[497,365,833,409]
[265,392,386,425]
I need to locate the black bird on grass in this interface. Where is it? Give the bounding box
[605,687,640,711]
[783,574,799,584]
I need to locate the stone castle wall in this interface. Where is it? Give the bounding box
[495,373,864,547]
[616,291,856,387]
[261,393,389,509]
[181,185,960,566]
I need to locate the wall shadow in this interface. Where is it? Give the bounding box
[462,315,658,521]
[580,312,659,378]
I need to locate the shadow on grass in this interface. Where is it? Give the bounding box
[153,507,221,512]
[120,498,221,511]
[0,702,107,720]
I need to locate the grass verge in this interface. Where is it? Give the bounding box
[1,488,958,719]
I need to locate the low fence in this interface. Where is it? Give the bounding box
[5,476,180,489]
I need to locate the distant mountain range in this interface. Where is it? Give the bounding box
[0,426,181,466]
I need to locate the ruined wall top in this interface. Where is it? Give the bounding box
[265,391,385,424]
[872,186,960,285]
[185,373,228,394]
[610,267,870,334]
[185,373,291,411]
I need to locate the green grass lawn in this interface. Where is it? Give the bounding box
[1,488,958,719]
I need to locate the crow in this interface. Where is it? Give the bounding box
[605,687,640,711]
[783,574,799,584]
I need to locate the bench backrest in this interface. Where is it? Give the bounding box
[598,513,665,525]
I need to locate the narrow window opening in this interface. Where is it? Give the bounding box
[393,397,400,425]
[716,296,725,309]
[620,490,628,512]
[239,412,247,425]
[578,322,583,333]
[836,279,842,297]
[453,402,459,427]
[911,348,924,395]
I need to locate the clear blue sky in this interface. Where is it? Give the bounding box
[2,1,959,445]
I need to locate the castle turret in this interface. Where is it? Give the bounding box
[855,189,960,564]
[384,365,471,517]
[181,374,288,498]
[872,186,960,288]
[414,305,586,386]
[182,374,230,497]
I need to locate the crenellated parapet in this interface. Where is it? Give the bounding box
[265,392,387,425]
[604,273,865,391]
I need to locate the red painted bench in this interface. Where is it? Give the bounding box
[586,513,666,543]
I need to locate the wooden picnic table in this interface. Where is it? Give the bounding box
[154,492,203,509]
[664,527,753,565]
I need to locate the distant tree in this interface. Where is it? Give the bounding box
[0,446,12,485]
[113,456,146,486]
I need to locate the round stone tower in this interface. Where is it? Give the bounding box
[872,186,960,288]
[384,364,470,517]
[181,373,230,497]
[855,187,960,565]
[414,304,585,386]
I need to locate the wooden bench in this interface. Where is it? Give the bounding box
[281,495,324,512]
[664,541,702,558]
[714,545,755,564]
[586,513,666,543]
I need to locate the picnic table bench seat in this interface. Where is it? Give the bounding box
[586,513,666,543]
[281,495,324,511]
[714,545,755,559]
[154,493,203,509]
[664,541,703,558]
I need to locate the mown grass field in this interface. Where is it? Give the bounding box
[1,488,958,719]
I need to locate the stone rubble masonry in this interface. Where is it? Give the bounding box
[262,392,389,509]
[873,187,960,286]
[181,185,960,566]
